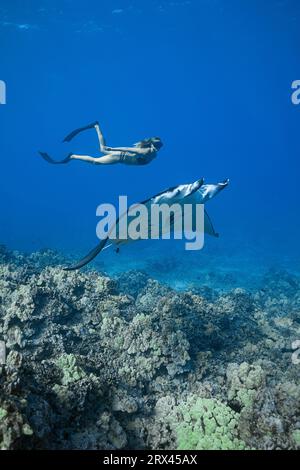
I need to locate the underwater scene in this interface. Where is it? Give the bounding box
[1,0,300,452]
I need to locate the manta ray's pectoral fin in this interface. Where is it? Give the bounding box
[204,209,219,237]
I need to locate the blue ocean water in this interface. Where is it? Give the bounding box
[1,0,300,286]
[2,1,300,453]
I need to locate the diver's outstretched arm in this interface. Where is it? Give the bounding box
[95,124,148,155]
[106,146,150,155]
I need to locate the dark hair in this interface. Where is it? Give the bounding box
[135,137,163,150]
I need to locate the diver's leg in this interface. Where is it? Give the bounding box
[70,153,121,165]
[198,179,229,202]
[95,123,111,154]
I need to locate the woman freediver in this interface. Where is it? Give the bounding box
[39,122,163,166]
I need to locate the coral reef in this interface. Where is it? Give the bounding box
[0,245,300,450]
[175,397,246,450]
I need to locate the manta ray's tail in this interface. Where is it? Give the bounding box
[64,238,108,271]
[39,152,73,165]
[62,121,99,143]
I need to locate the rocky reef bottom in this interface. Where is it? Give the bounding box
[0,245,300,450]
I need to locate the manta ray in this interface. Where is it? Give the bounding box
[64,178,229,271]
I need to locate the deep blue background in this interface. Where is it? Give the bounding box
[0,0,300,265]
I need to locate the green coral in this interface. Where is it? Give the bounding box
[226,363,265,410]
[0,403,33,450]
[235,389,257,409]
[0,408,7,421]
[292,430,300,446]
[55,354,86,386]
[22,424,33,436]
[175,397,246,450]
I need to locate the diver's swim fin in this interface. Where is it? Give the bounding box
[62,121,99,143]
[38,151,73,164]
